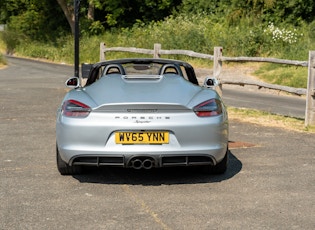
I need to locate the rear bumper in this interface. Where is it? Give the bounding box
[57,144,228,169]
[70,154,217,170]
[56,110,229,169]
[71,154,217,166]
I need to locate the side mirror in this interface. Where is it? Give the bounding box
[203,77,219,88]
[65,77,80,88]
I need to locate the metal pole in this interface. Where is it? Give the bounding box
[74,0,80,78]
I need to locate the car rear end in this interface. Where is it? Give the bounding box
[56,73,228,172]
[56,102,228,170]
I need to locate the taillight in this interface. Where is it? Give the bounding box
[62,100,91,117]
[193,99,222,117]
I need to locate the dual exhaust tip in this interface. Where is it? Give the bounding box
[130,158,155,170]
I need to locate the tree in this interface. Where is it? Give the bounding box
[103,0,181,27]
[179,0,228,15]
[2,0,315,42]
[56,0,106,35]
[56,0,76,35]
[2,0,68,40]
[227,0,315,25]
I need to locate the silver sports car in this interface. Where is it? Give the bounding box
[56,58,229,175]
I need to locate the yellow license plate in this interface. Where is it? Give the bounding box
[115,131,169,144]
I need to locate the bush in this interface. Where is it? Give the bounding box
[0,29,26,54]
[1,13,313,88]
[0,52,6,65]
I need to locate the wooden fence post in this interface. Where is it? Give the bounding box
[100,42,106,61]
[213,46,223,96]
[154,43,161,58]
[305,51,315,126]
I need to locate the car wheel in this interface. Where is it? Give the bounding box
[202,147,229,174]
[56,144,82,175]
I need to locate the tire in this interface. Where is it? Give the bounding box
[202,147,229,174]
[56,144,82,175]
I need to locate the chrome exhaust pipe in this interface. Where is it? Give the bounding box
[142,159,154,170]
[131,159,143,170]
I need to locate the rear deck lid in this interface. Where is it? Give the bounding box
[83,74,203,109]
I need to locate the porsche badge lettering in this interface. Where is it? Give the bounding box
[114,116,170,123]
[115,132,169,144]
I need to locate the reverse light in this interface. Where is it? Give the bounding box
[193,99,223,117]
[62,100,91,117]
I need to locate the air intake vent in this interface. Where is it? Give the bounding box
[161,155,215,166]
[72,156,124,166]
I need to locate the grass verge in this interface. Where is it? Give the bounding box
[228,107,315,133]
[0,36,7,66]
[254,63,308,88]
[0,53,6,67]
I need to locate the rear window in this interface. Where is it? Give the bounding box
[123,63,162,75]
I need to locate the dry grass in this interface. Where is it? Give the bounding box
[228,107,315,133]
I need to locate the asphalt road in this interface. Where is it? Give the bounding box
[1,57,315,229]
[222,87,306,119]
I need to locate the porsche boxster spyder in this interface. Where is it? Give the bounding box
[56,58,229,175]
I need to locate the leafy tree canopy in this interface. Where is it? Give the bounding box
[1,0,68,40]
[180,0,315,25]
[0,0,315,42]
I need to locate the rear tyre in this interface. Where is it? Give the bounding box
[202,147,229,174]
[56,144,82,175]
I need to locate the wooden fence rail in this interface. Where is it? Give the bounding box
[220,79,307,96]
[221,56,308,67]
[99,43,214,60]
[99,42,315,126]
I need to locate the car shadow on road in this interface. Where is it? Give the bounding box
[72,151,242,185]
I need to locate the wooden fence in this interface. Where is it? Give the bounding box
[99,42,315,126]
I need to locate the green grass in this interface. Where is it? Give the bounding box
[228,107,315,133]
[0,34,7,66]
[0,50,6,66]
[0,53,6,66]
[254,64,308,88]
